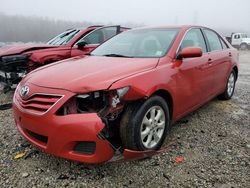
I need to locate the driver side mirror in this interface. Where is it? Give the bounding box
[177,47,203,59]
[77,41,88,49]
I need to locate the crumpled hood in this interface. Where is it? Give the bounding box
[0,44,57,57]
[25,55,159,93]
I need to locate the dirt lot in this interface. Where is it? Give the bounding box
[0,52,249,188]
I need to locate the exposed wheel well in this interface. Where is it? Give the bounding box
[152,90,173,120]
[240,42,248,46]
[233,66,238,80]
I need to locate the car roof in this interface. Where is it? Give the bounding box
[130,25,208,31]
[67,25,130,32]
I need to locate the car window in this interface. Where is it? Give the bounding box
[91,28,179,58]
[103,27,118,40]
[243,34,247,38]
[203,29,223,51]
[47,29,80,45]
[76,26,118,45]
[180,28,207,52]
[84,30,104,44]
[220,38,229,49]
[234,34,239,39]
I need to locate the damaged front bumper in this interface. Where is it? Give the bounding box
[0,55,29,90]
[12,83,171,164]
[12,85,116,163]
[13,105,115,163]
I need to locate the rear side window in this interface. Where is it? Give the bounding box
[203,29,222,51]
[180,28,207,52]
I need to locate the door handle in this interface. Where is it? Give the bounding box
[207,58,212,65]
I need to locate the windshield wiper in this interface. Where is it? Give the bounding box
[103,54,133,58]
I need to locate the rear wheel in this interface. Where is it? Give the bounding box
[218,70,236,100]
[120,96,170,150]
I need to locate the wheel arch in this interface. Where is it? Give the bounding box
[233,66,238,80]
[151,89,173,120]
[240,42,248,45]
[240,42,249,49]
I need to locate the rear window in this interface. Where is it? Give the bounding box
[203,29,222,51]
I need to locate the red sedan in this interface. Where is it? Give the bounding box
[12,25,239,163]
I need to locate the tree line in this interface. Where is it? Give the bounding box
[0,13,99,43]
[0,13,143,43]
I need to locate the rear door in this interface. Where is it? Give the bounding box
[202,29,232,95]
[174,28,212,115]
[70,26,122,57]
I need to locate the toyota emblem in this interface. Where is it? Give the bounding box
[20,85,29,97]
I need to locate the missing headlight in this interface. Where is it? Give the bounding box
[76,91,106,113]
[56,91,107,115]
[56,87,129,117]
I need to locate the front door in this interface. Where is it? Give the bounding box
[173,28,213,116]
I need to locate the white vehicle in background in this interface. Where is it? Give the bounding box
[0,42,5,48]
[226,33,250,50]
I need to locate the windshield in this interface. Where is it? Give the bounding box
[47,29,80,45]
[241,34,248,38]
[91,28,179,58]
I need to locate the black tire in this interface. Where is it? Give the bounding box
[218,70,236,100]
[240,43,248,51]
[120,96,170,151]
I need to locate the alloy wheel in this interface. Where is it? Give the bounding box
[140,106,166,149]
[227,72,235,97]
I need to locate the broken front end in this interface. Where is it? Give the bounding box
[13,83,167,163]
[0,54,30,91]
[56,87,129,155]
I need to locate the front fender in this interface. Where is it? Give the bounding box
[29,53,66,65]
[108,65,175,101]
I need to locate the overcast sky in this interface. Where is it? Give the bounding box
[1,0,250,32]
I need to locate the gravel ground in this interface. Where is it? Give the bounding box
[0,51,249,188]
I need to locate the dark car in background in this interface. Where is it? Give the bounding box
[0,25,129,91]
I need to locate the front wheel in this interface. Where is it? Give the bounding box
[240,43,248,50]
[120,96,170,151]
[218,70,236,100]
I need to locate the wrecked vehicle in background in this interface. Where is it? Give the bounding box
[0,25,129,91]
[13,26,239,163]
[226,32,250,50]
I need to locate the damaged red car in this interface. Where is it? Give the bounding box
[0,25,128,91]
[12,26,239,163]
